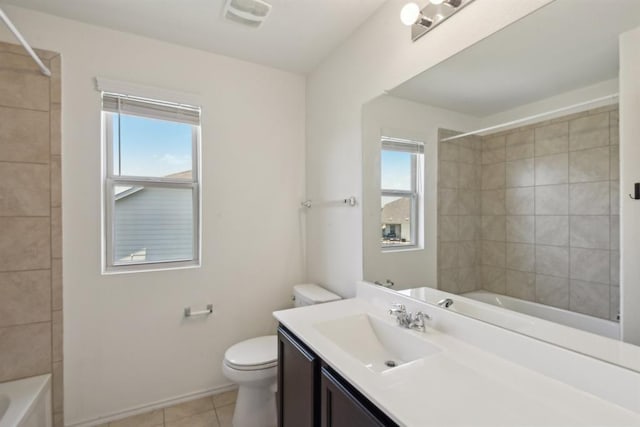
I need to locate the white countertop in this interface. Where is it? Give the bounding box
[274,298,640,427]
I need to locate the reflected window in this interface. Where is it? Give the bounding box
[380,138,423,249]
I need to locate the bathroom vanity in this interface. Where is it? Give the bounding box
[274,283,640,427]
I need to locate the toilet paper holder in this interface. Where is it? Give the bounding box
[184,304,213,317]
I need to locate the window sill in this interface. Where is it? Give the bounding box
[381,246,424,253]
[102,260,201,275]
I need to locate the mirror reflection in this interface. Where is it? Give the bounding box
[363,0,640,365]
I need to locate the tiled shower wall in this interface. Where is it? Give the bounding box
[437,129,483,294]
[478,105,619,320]
[0,41,63,425]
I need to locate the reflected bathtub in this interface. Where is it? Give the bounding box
[0,375,51,427]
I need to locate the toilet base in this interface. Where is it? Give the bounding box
[232,383,276,427]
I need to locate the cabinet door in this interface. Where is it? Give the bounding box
[278,326,319,427]
[320,366,397,427]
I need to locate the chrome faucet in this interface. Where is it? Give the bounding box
[374,279,395,288]
[437,298,454,308]
[389,303,431,331]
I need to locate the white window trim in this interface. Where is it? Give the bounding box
[100,92,202,274]
[380,137,424,251]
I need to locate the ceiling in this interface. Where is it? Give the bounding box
[0,0,387,73]
[390,0,640,117]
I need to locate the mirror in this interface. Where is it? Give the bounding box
[363,0,640,370]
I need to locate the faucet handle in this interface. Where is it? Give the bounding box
[415,311,431,321]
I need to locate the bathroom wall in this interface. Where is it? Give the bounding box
[437,130,483,294]
[306,0,554,298]
[0,41,63,424]
[478,105,619,320]
[0,5,306,425]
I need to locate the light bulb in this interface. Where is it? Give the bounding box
[400,2,420,26]
[430,0,444,4]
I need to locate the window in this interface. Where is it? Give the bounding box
[102,92,201,272]
[380,137,423,249]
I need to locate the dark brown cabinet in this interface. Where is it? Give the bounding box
[277,324,398,427]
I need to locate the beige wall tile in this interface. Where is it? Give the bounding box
[569,181,609,215]
[458,216,479,241]
[535,184,568,215]
[481,162,505,190]
[505,130,534,160]
[0,106,49,163]
[53,360,63,413]
[458,267,479,293]
[50,103,61,156]
[212,389,238,409]
[459,146,475,164]
[535,245,569,278]
[438,216,458,242]
[53,412,64,427]
[570,247,610,284]
[438,161,458,189]
[458,190,480,215]
[535,153,568,185]
[458,163,478,190]
[611,215,620,251]
[482,136,505,164]
[506,187,534,215]
[506,270,535,301]
[569,112,609,151]
[569,147,609,183]
[109,410,164,427]
[438,242,458,269]
[610,110,619,146]
[481,240,505,267]
[570,280,610,319]
[0,270,50,327]
[0,52,50,111]
[165,397,214,422]
[609,145,619,180]
[506,243,534,272]
[0,162,50,216]
[535,216,569,247]
[610,287,620,322]
[506,215,534,244]
[506,158,534,188]
[51,207,62,259]
[49,56,61,104]
[438,268,458,293]
[438,189,458,215]
[51,156,61,208]
[52,310,62,362]
[481,215,505,241]
[570,216,610,249]
[536,274,569,309]
[481,190,505,215]
[611,181,620,215]
[481,265,506,293]
[458,241,477,268]
[52,258,62,310]
[439,141,458,162]
[0,217,50,271]
[0,322,51,382]
[535,122,568,156]
[610,251,620,286]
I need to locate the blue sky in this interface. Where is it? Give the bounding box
[113,114,192,177]
[381,150,411,191]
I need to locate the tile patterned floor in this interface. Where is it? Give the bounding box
[96,389,237,427]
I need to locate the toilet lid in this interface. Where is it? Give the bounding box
[225,335,277,369]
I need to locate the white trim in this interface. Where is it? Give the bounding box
[95,77,202,107]
[66,384,237,427]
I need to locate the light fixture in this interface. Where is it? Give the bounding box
[401,0,474,42]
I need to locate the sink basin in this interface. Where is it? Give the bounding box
[314,313,441,373]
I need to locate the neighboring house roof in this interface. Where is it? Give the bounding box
[115,170,192,201]
[381,198,410,224]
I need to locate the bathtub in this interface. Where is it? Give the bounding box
[0,375,51,427]
[463,291,620,339]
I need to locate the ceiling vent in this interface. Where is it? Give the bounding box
[223,0,272,29]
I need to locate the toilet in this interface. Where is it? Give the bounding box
[222,284,341,427]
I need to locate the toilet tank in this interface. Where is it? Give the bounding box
[293,284,341,307]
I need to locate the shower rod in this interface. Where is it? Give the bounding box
[0,7,51,77]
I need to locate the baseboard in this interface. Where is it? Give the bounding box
[66,383,238,427]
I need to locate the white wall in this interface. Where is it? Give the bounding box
[620,26,640,345]
[361,95,479,289]
[306,0,554,298]
[0,6,306,425]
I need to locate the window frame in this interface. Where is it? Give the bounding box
[101,96,202,274]
[380,137,423,251]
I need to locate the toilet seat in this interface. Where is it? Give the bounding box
[224,335,277,371]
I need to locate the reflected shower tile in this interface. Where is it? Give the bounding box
[439,141,458,162]
[481,190,505,215]
[438,189,458,215]
[569,112,609,151]
[569,182,609,215]
[569,147,609,183]
[481,265,505,294]
[506,215,534,243]
[459,216,479,241]
[438,268,458,293]
[482,135,506,164]
[610,110,619,146]
[458,268,479,293]
[506,158,534,188]
[438,242,458,269]
[535,245,569,278]
[535,216,568,246]
[535,122,568,156]
[482,162,505,190]
[611,215,619,250]
[439,161,458,189]
[535,184,568,215]
[570,280,609,319]
[535,153,568,185]
[458,190,480,215]
[506,270,535,301]
[458,241,477,268]
[481,240,505,267]
[481,215,505,241]
[0,106,49,163]
[505,187,534,215]
[506,243,534,272]
[610,181,620,215]
[506,130,534,160]
[438,216,458,242]
[610,145,619,180]
[536,274,569,309]
[570,216,610,249]
[611,251,620,285]
[570,247,610,284]
[610,287,620,322]
[459,163,477,189]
